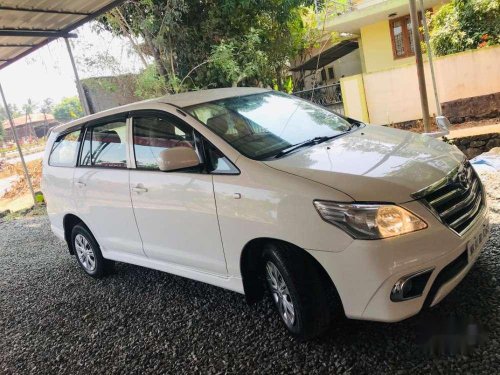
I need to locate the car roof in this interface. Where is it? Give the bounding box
[51,87,271,135]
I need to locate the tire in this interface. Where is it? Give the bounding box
[71,224,113,278]
[263,242,334,340]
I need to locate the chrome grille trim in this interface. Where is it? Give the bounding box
[412,160,485,236]
[439,178,479,218]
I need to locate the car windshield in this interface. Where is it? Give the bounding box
[185,91,352,160]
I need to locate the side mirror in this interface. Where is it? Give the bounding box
[158,147,200,172]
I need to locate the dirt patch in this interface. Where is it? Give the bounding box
[0,159,42,199]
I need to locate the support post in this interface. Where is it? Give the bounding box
[419,0,442,116]
[0,83,37,206]
[64,37,90,115]
[409,0,431,132]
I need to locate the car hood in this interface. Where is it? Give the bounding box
[263,125,465,203]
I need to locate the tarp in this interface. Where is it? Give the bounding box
[471,148,500,172]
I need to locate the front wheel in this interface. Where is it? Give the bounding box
[263,243,335,340]
[71,224,113,278]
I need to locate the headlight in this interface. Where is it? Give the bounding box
[313,201,427,239]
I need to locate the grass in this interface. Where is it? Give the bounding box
[0,204,47,222]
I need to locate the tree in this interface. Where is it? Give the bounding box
[208,29,270,87]
[53,97,84,122]
[0,104,24,145]
[40,98,54,137]
[429,0,500,56]
[22,98,37,138]
[98,0,320,95]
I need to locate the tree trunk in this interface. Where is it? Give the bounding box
[133,2,169,79]
[144,33,169,79]
[113,9,148,68]
[275,67,283,91]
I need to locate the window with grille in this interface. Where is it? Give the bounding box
[389,14,424,59]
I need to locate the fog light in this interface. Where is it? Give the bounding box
[391,268,434,302]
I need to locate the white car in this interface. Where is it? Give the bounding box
[42,88,490,339]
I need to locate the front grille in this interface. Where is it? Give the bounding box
[413,161,485,235]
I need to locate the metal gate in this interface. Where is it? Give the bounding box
[292,83,344,115]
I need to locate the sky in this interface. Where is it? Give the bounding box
[0,22,146,111]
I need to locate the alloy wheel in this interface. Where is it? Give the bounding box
[74,234,96,272]
[265,261,296,328]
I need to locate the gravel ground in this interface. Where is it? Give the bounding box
[1,171,499,374]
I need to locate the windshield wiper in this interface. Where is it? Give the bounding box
[274,136,338,158]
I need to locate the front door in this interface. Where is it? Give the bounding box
[73,116,144,256]
[129,112,227,275]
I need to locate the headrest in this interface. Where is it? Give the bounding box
[207,114,229,136]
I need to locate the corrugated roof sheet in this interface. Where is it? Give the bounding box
[0,0,126,70]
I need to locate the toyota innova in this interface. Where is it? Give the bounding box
[42,88,490,339]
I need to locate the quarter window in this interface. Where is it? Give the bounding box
[80,120,127,168]
[204,141,238,174]
[49,129,82,167]
[133,115,195,170]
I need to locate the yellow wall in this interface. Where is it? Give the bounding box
[360,46,500,124]
[360,20,414,73]
[340,74,369,122]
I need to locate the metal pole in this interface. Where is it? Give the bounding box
[419,0,442,116]
[409,0,431,132]
[0,83,37,206]
[64,37,90,115]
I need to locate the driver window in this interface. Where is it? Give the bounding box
[133,115,195,170]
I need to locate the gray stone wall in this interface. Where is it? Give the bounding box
[442,92,500,124]
[453,133,500,159]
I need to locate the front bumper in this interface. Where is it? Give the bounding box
[308,200,490,322]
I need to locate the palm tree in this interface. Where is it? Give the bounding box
[40,98,53,138]
[22,98,37,140]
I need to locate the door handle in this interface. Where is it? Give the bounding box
[75,181,86,188]
[132,185,148,193]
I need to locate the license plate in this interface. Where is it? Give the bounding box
[467,218,490,261]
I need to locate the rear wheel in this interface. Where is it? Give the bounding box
[263,242,335,340]
[71,224,113,278]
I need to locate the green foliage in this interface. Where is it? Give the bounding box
[429,0,500,56]
[0,104,21,143]
[40,98,53,116]
[208,29,270,87]
[99,0,320,93]
[134,65,168,99]
[53,97,84,122]
[22,98,37,117]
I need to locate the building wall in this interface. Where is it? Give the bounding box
[299,49,363,90]
[343,45,500,125]
[360,20,414,73]
[340,74,369,122]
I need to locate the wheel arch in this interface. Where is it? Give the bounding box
[62,213,90,255]
[240,237,342,309]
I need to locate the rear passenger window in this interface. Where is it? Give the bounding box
[133,115,195,170]
[80,120,127,168]
[49,129,82,167]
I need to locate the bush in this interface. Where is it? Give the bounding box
[430,0,500,56]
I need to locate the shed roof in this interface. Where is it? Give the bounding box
[0,0,126,70]
[290,40,359,72]
[2,112,56,129]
